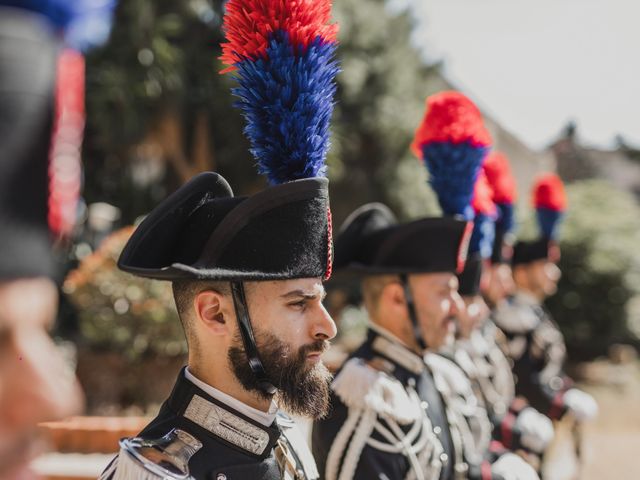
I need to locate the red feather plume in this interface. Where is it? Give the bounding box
[533,173,566,211]
[48,49,85,238]
[472,170,497,216]
[483,151,517,204]
[411,91,492,157]
[220,0,339,72]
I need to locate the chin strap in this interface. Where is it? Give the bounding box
[399,274,427,351]
[230,281,277,395]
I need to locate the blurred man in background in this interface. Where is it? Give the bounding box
[0,2,115,478]
[492,174,598,425]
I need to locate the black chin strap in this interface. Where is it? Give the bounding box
[230,281,277,395]
[399,274,427,351]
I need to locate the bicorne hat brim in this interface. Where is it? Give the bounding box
[118,173,332,281]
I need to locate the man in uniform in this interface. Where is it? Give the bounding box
[313,92,537,480]
[0,2,115,478]
[491,174,598,424]
[101,1,339,478]
[448,168,554,467]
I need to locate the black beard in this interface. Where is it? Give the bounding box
[228,332,333,419]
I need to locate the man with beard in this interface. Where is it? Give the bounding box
[445,167,554,470]
[492,174,598,425]
[100,1,339,478]
[313,92,537,480]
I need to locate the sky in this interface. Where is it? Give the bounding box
[390,0,640,150]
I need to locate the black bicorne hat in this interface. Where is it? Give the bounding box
[458,253,484,296]
[512,174,566,266]
[334,203,470,275]
[512,238,560,266]
[118,173,331,282]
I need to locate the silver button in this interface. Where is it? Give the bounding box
[550,376,563,390]
[433,426,442,435]
[408,378,416,387]
[440,453,449,463]
[216,475,227,480]
[421,401,429,409]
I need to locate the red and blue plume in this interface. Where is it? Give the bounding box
[533,173,567,240]
[412,91,492,220]
[483,151,517,234]
[469,171,497,258]
[220,0,339,185]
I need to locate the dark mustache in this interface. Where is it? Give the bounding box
[298,339,331,357]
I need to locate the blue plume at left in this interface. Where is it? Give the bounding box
[232,31,339,185]
[421,142,488,220]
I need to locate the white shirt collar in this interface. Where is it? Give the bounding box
[184,367,278,427]
[514,290,541,306]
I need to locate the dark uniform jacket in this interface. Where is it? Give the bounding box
[313,327,511,480]
[492,293,573,420]
[101,368,318,480]
[444,323,548,456]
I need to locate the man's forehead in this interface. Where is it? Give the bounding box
[253,278,325,296]
[281,279,325,297]
[415,271,456,286]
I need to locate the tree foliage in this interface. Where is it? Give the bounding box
[538,180,640,354]
[64,228,186,359]
[82,0,443,225]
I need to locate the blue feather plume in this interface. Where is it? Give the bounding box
[232,31,339,185]
[469,213,496,258]
[496,203,515,234]
[537,208,563,240]
[421,142,488,220]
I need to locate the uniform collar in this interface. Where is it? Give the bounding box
[184,367,278,427]
[513,290,542,306]
[167,368,281,459]
[368,325,425,375]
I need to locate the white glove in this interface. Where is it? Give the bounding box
[563,388,598,421]
[515,407,555,453]
[491,453,540,480]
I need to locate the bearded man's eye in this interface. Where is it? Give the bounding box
[288,301,306,311]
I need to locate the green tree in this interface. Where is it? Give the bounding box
[83,0,256,222]
[329,0,443,222]
[82,0,444,224]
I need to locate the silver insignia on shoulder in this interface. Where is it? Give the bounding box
[184,394,271,456]
[113,429,202,480]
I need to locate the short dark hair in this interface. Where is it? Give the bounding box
[171,280,232,345]
[361,274,399,317]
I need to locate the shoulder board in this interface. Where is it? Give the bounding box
[425,353,473,397]
[331,357,421,424]
[492,300,540,333]
[102,429,202,479]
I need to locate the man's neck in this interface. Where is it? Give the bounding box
[188,360,273,413]
[369,320,423,355]
[515,287,543,304]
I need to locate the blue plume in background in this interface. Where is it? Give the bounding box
[537,208,563,240]
[496,203,515,234]
[469,213,496,258]
[421,142,488,220]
